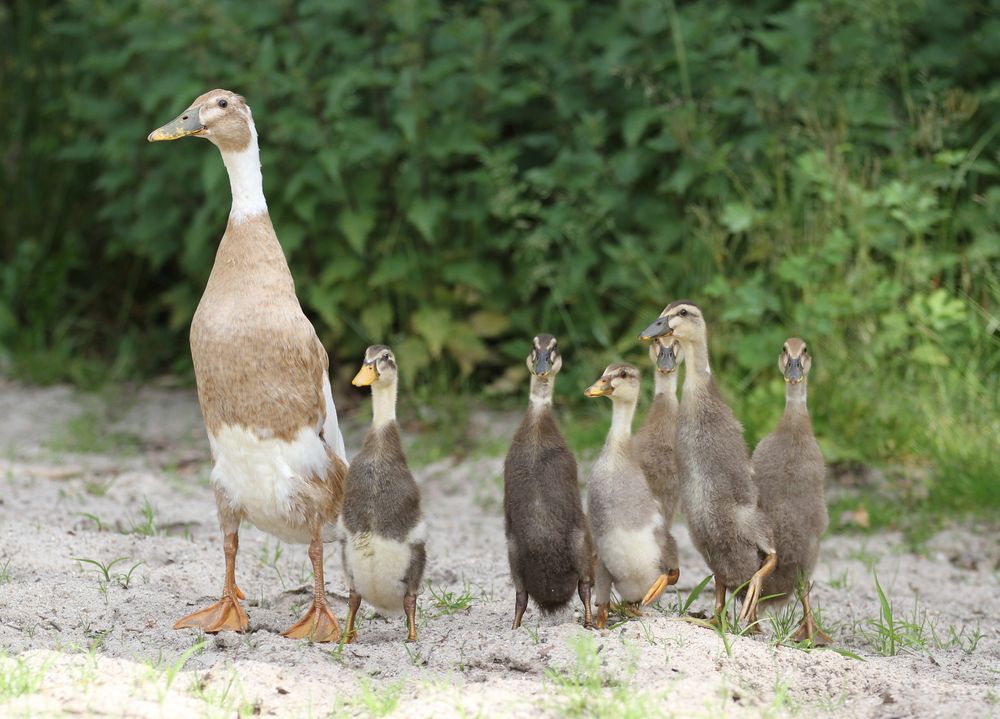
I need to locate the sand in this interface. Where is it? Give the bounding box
[0,382,997,718]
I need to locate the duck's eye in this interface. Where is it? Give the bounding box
[679,309,688,317]
[619,370,627,378]
[218,99,228,108]
[382,353,390,361]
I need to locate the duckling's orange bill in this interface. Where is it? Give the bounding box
[352,364,378,387]
[584,379,613,397]
[147,110,206,142]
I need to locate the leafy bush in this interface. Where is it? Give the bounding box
[2,0,998,514]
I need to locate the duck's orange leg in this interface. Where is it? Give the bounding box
[174,531,249,633]
[282,531,341,643]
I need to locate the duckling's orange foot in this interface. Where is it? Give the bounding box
[595,603,610,630]
[174,593,248,634]
[282,601,342,643]
[792,617,831,646]
[623,602,643,617]
[641,569,681,606]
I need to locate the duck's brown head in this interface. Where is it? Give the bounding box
[779,338,811,385]
[638,300,706,345]
[585,363,640,402]
[527,334,562,378]
[352,345,397,388]
[147,89,254,153]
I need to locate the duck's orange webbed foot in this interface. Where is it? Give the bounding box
[174,592,248,634]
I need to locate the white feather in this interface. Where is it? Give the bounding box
[321,373,348,464]
[597,523,662,602]
[220,117,268,223]
[342,521,424,616]
[210,424,329,543]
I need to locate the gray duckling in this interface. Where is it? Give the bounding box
[340,345,426,642]
[634,337,684,527]
[504,334,596,630]
[752,338,830,644]
[640,302,776,628]
[584,363,680,629]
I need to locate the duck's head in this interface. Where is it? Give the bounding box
[779,338,811,385]
[352,345,397,388]
[649,337,684,375]
[638,300,705,345]
[585,363,640,402]
[527,334,562,379]
[147,89,254,152]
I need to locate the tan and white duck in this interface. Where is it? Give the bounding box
[149,89,348,642]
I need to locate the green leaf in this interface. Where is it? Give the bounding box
[411,307,452,358]
[338,210,376,254]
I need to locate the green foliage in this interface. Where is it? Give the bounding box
[2,0,998,511]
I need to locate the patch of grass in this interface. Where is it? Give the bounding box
[0,652,48,701]
[346,678,404,718]
[48,408,143,455]
[425,582,474,617]
[258,539,285,589]
[0,558,11,584]
[130,497,158,537]
[73,555,143,590]
[543,634,668,718]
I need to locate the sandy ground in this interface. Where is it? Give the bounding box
[0,382,998,719]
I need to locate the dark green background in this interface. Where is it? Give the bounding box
[2,0,998,520]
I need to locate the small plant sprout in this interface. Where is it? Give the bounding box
[426,582,473,617]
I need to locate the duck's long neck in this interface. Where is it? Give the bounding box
[221,123,268,223]
[608,397,637,447]
[784,380,809,415]
[653,371,679,406]
[371,379,398,430]
[680,337,712,396]
[529,375,554,413]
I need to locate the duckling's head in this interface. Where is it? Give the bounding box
[148,89,255,153]
[649,337,684,374]
[779,338,811,384]
[585,363,640,402]
[638,300,705,345]
[352,345,397,389]
[527,334,562,379]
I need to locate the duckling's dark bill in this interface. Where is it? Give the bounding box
[147,111,206,142]
[638,316,672,341]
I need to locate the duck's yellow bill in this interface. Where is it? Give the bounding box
[584,381,612,398]
[147,110,205,142]
[352,364,378,387]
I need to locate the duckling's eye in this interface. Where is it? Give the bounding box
[619,370,627,379]
[218,99,228,108]
[679,309,688,317]
[382,352,390,361]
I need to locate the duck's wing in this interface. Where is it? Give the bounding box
[313,335,348,464]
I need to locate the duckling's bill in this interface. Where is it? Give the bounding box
[147,110,206,142]
[656,342,677,373]
[584,378,613,397]
[638,315,672,341]
[352,364,378,387]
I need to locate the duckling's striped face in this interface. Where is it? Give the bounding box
[585,363,640,401]
[527,334,562,378]
[639,301,705,344]
[352,345,397,388]
[148,89,254,153]
[649,338,684,374]
[779,338,811,384]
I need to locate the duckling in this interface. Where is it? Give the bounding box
[752,338,830,644]
[584,364,679,629]
[634,338,684,526]
[639,302,776,628]
[149,90,348,642]
[341,346,426,643]
[504,335,595,630]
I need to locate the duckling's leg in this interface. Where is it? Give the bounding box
[594,561,612,630]
[404,592,418,642]
[792,587,830,645]
[174,524,249,634]
[706,575,727,628]
[282,529,342,642]
[344,590,362,644]
[738,551,777,625]
[577,579,594,629]
[512,590,528,630]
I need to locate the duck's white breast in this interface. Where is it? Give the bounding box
[343,521,425,616]
[597,517,662,602]
[210,423,329,544]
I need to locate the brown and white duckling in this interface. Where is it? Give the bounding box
[640,302,776,628]
[584,364,679,629]
[634,338,684,526]
[752,338,830,644]
[341,346,426,643]
[149,90,348,642]
[504,335,595,630]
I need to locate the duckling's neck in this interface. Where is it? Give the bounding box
[529,375,554,412]
[608,397,637,447]
[221,122,268,223]
[653,371,679,406]
[371,379,398,430]
[784,380,808,411]
[680,338,712,393]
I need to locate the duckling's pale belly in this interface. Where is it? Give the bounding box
[210,424,332,544]
[343,524,425,615]
[597,520,663,602]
